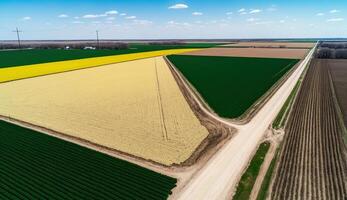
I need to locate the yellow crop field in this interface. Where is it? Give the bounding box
[0,49,198,83]
[0,56,209,165]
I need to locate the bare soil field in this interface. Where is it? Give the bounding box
[328,59,347,128]
[180,48,309,59]
[0,57,213,166]
[223,42,315,48]
[270,59,347,199]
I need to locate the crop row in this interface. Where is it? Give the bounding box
[0,120,177,200]
[270,59,347,199]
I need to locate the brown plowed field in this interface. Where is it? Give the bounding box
[223,42,315,48]
[328,59,347,127]
[180,48,308,59]
[270,59,347,199]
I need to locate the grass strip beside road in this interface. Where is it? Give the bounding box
[233,142,270,200]
[272,81,300,129]
[0,49,198,83]
[256,147,280,200]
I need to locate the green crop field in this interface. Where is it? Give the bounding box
[167,55,299,118]
[0,120,176,200]
[0,43,222,69]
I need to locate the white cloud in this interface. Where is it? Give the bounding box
[22,16,31,21]
[168,4,188,9]
[240,12,247,15]
[74,16,80,19]
[126,16,136,19]
[249,9,262,14]
[72,21,84,24]
[133,19,153,25]
[192,12,203,16]
[330,9,340,14]
[92,21,101,24]
[120,13,127,16]
[316,13,325,16]
[105,10,118,15]
[167,20,191,27]
[58,14,69,18]
[327,18,344,22]
[280,20,285,23]
[238,8,246,12]
[107,17,115,20]
[82,14,107,19]
[83,14,100,19]
[247,18,259,22]
[255,21,272,25]
[226,12,233,15]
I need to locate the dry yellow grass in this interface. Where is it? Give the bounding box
[0,49,199,83]
[0,56,209,165]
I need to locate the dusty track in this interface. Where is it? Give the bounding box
[171,44,316,200]
[270,59,347,199]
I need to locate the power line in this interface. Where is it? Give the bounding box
[12,27,22,49]
[96,30,100,49]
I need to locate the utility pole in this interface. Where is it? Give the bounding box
[12,27,22,49]
[96,30,100,49]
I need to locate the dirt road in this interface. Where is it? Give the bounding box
[173,44,316,200]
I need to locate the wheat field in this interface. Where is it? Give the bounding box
[0,56,208,165]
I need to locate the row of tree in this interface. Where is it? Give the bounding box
[0,42,129,50]
[316,42,347,59]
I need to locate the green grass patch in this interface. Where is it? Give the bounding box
[0,43,221,69]
[167,55,299,118]
[272,81,301,129]
[256,147,280,200]
[0,120,176,200]
[233,142,271,200]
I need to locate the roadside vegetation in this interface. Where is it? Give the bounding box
[256,147,280,200]
[168,55,299,118]
[0,120,177,199]
[272,81,300,129]
[233,142,270,200]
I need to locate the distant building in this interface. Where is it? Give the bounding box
[84,46,96,50]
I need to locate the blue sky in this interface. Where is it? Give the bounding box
[1,0,347,40]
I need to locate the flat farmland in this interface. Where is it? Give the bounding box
[222,42,315,48]
[0,49,197,84]
[180,48,308,59]
[271,59,347,199]
[0,57,209,166]
[0,43,220,68]
[167,55,299,118]
[0,120,176,199]
[328,59,347,127]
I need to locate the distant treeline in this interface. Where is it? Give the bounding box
[316,42,347,59]
[0,42,129,50]
[0,41,189,50]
